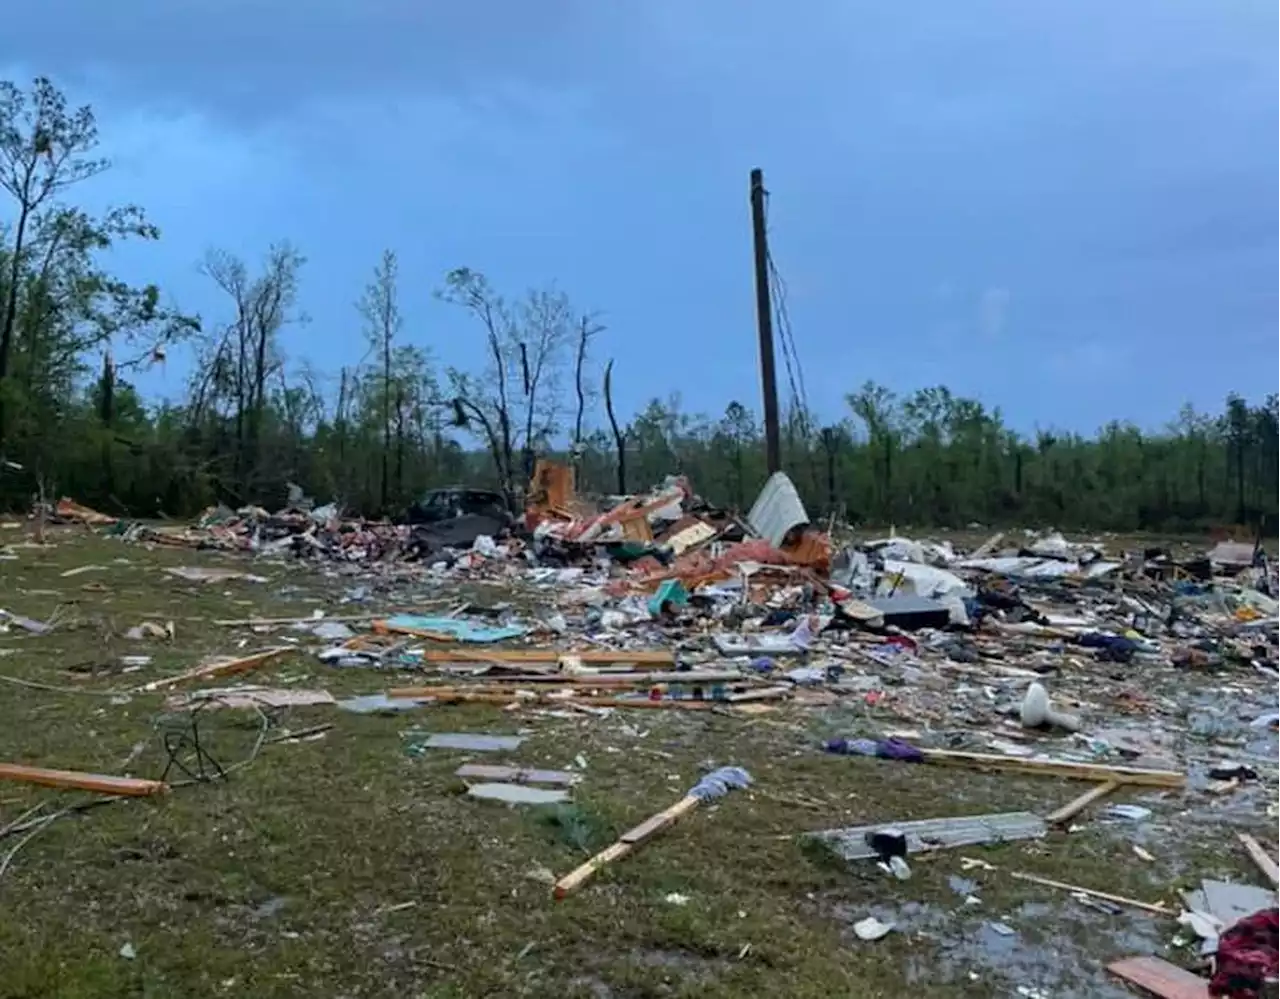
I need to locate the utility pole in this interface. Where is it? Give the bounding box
[750,168,782,475]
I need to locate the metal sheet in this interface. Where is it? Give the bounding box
[746,471,809,548]
[467,783,569,805]
[455,764,579,786]
[337,693,430,714]
[713,633,807,656]
[810,811,1047,860]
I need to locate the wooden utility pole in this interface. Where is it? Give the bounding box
[750,168,782,475]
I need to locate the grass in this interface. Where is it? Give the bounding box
[0,525,1272,998]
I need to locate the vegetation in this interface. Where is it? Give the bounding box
[0,77,1275,532]
[0,533,1268,999]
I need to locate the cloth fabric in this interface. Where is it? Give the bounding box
[822,737,926,763]
[1210,907,1278,999]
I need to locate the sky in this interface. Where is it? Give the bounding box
[0,0,1276,436]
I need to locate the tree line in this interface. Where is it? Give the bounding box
[0,77,1274,535]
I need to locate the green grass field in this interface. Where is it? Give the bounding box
[0,526,1271,998]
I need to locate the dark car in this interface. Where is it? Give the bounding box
[401,487,514,552]
[404,487,511,526]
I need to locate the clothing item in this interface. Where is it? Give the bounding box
[1210,907,1278,999]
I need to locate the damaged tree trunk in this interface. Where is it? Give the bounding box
[603,359,626,495]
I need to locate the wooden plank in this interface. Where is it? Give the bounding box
[141,648,291,692]
[919,748,1185,788]
[725,686,793,703]
[1106,956,1209,998]
[214,614,381,627]
[577,696,719,711]
[417,648,675,666]
[388,669,741,691]
[1011,871,1171,915]
[0,763,167,797]
[1045,781,1119,825]
[1237,833,1280,887]
[812,811,1047,860]
[391,689,718,710]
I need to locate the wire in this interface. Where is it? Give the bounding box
[760,188,811,436]
[0,812,59,882]
[0,673,131,697]
[760,188,813,443]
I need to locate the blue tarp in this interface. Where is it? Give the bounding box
[383,615,527,643]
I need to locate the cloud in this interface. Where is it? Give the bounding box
[978,287,1011,339]
[0,0,633,123]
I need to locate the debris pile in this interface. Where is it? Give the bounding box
[7,472,1278,995]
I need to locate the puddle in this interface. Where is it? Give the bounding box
[828,894,1166,998]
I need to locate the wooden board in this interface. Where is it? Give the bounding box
[141,647,291,692]
[919,748,1184,788]
[389,669,741,691]
[1045,781,1119,825]
[811,811,1046,860]
[417,649,675,665]
[1106,956,1209,999]
[1238,833,1280,888]
[0,763,167,797]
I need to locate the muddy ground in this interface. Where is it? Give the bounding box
[0,526,1275,998]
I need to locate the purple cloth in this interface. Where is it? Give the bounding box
[877,738,925,763]
[823,737,925,763]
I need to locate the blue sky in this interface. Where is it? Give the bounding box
[1,0,1275,436]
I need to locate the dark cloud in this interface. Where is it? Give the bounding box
[0,0,640,119]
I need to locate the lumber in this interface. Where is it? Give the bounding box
[1010,871,1171,915]
[1106,956,1209,999]
[1237,833,1280,887]
[416,648,675,665]
[1045,780,1120,825]
[0,763,167,797]
[388,688,721,710]
[574,696,719,710]
[553,767,750,898]
[388,669,741,690]
[919,748,1185,788]
[554,796,701,898]
[141,647,291,692]
[213,614,381,626]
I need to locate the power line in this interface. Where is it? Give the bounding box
[760,189,811,437]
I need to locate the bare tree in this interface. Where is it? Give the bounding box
[571,313,604,479]
[603,359,626,494]
[517,287,574,481]
[438,268,574,506]
[199,243,305,485]
[357,250,402,511]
